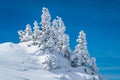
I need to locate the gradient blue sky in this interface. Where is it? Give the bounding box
[0,0,120,80]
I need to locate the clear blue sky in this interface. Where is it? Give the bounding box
[0,0,120,80]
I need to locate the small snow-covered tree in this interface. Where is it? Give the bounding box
[18,24,32,42]
[24,24,33,41]
[71,30,90,66]
[18,30,25,42]
[57,17,71,58]
[40,54,57,70]
[90,57,98,74]
[33,21,41,45]
[40,7,51,29]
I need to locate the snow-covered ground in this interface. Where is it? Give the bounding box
[0,42,100,80]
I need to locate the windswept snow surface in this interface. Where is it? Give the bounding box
[0,42,100,80]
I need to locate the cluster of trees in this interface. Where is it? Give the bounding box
[18,7,71,58]
[18,7,98,74]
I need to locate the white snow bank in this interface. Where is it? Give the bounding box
[0,42,100,80]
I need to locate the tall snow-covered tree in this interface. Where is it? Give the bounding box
[71,30,90,66]
[39,7,54,54]
[51,19,60,54]
[57,17,71,58]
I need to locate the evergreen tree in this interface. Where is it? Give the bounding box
[39,7,54,54]
[51,19,60,54]
[41,54,57,70]
[24,24,33,41]
[18,30,25,42]
[40,7,51,29]
[33,21,41,45]
[57,17,71,58]
[18,24,32,42]
[71,30,90,66]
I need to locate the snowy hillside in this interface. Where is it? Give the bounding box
[0,7,102,80]
[0,42,100,80]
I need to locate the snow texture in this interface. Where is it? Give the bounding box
[0,42,101,80]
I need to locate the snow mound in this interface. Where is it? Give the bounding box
[0,42,101,80]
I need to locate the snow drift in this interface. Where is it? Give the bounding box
[0,42,101,80]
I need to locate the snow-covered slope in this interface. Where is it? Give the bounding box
[0,42,100,80]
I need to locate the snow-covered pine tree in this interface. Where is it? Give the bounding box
[51,19,60,54]
[57,16,71,58]
[18,30,25,42]
[40,7,51,29]
[39,8,59,69]
[71,30,90,67]
[41,54,57,70]
[18,24,32,42]
[24,24,33,41]
[33,20,41,45]
[39,7,54,54]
